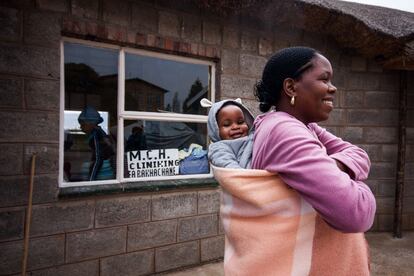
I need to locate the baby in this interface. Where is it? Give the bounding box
[201,98,255,169]
[216,103,249,140]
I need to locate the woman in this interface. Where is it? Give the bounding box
[212,47,375,275]
[78,106,115,181]
[253,46,376,232]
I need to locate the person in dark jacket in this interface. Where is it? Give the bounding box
[78,106,115,181]
[126,125,147,152]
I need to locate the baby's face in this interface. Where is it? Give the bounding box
[217,105,249,140]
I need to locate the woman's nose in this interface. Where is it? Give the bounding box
[328,83,337,93]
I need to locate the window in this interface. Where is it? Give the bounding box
[60,39,215,187]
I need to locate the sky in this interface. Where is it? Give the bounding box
[339,0,414,13]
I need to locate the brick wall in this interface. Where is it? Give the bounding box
[0,0,413,275]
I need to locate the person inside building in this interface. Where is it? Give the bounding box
[212,47,376,275]
[78,106,115,181]
[126,124,147,152]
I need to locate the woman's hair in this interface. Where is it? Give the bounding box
[254,46,318,112]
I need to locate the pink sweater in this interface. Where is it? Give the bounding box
[252,111,376,232]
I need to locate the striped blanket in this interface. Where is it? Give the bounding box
[213,166,370,276]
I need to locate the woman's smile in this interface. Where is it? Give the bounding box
[322,98,334,108]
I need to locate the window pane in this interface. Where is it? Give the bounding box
[123,119,209,179]
[125,53,210,115]
[63,42,118,182]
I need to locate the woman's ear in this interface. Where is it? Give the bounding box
[283,78,296,98]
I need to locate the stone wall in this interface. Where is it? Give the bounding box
[0,0,413,275]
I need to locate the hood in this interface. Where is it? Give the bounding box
[78,106,103,125]
[205,99,255,143]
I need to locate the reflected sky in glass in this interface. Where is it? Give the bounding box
[64,42,118,76]
[126,54,209,112]
[64,42,211,113]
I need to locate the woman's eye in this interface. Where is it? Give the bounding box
[320,74,331,83]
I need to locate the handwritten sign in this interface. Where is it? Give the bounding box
[127,149,179,178]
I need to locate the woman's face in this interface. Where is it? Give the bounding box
[80,122,95,134]
[293,54,336,124]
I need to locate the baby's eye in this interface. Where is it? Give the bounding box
[238,120,245,125]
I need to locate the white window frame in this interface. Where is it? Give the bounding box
[59,38,216,188]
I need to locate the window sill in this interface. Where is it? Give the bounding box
[59,177,219,198]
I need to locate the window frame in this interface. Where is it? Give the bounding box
[59,38,216,188]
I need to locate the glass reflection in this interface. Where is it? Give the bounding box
[124,120,209,178]
[63,42,118,182]
[125,53,210,115]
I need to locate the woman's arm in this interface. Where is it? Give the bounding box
[310,123,370,181]
[252,118,376,233]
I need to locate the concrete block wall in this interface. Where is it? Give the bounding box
[0,190,222,275]
[0,0,413,274]
[0,1,224,275]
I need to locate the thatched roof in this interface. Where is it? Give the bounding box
[299,0,414,38]
[283,0,414,69]
[158,0,414,70]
